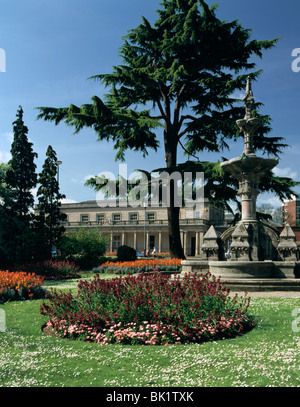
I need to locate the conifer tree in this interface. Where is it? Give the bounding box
[0,163,16,264]
[6,106,37,225]
[4,106,38,262]
[36,145,66,257]
[37,1,290,258]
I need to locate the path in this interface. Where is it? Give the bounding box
[231,291,300,298]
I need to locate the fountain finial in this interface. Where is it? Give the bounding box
[243,76,255,120]
[235,76,261,156]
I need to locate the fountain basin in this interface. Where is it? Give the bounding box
[209,260,273,279]
[221,156,278,178]
[180,259,300,280]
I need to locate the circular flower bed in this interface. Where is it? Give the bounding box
[40,271,256,345]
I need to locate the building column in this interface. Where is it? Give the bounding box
[199,231,204,256]
[195,232,199,256]
[133,232,137,250]
[183,232,188,256]
[110,234,113,252]
[122,232,125,246]
[158,232,162,253]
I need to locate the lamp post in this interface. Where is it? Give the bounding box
[143,199,147,257]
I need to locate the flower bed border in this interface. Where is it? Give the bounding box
[41,272,256,345]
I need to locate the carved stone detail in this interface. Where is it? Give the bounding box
[201,225,220,261]
[229,222,250,261]
[277,223,298,261]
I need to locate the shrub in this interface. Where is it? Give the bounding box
[0,270,46,303]
[117,245,137,262]
[58,229,110,269]
[13,260,81,280]
[40,272,255,345]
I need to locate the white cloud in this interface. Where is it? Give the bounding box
[272,167,298,180]
[60,198,77,204]
[0,150,11,163]
[257,195,282,208]
[1,132,13,143]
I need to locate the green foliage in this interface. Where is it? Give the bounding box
[117,245,137,262]
[36,145,67,257]
[0,111,70,266]
[58,228,110,269]
[40,272,255,345]
[0,163,13,263]
[13,259,81,280]
[36,1,282,257]
[36,2,278,161]
[1,107,38,264]
[6,106,37,225]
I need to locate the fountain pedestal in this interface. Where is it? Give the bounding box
[221,77,279,262]
[221,156,278,261]
[180,77,300,289]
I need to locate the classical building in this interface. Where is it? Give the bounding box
[58,199,227,256]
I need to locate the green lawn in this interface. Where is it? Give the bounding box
[0,275,299,387]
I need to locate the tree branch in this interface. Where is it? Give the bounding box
[155,97,167,121]
[178,126,190,140]
[178,139,200,161]
[181,114,196,121]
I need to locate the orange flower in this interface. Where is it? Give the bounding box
[100,258,182,270]
[0,270,44,294]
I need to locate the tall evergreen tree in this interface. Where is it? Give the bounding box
[36,145,66,257]
[4,106,38,262]
[0,162,16,264]
[37,1,289,258]
[6,106,37,225]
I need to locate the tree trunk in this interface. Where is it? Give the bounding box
[167,205,185,259]
[164,131,185,259]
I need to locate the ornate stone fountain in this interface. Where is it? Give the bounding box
[181,77,300,290]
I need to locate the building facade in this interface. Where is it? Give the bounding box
[59,199,227,257]
[283,197,300,226]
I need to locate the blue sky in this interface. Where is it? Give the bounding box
[1,0,300,208]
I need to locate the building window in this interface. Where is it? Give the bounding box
[80,214,89,223]
[112,213,121,224]
[296,205,300,219]
[97,214,105,224]
[149,235,155,250]
[147,213,155,223]
[113,235,121,251]
[129,213,138,222]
